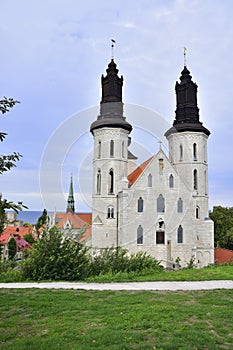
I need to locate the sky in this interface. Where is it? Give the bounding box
[1,0,233,212]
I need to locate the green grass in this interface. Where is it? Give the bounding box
[0,289,233,349]
[85,265,233,282]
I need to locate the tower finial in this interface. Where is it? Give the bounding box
[184,46,187,67]
[111,39,116,59]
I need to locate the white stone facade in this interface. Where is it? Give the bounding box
[90,62,214,268]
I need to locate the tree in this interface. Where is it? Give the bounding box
[210,206,233,248]
[35,209,48,233]
[0,97,27,234]
[8,237,17,260]
[24,233,35,245]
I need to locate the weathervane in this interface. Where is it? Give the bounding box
[184,46,187,67]
[111,39,116,59]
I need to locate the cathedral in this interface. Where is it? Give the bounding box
[89,57,214,268]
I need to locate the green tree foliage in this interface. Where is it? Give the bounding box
[7,237,17,260]
[0,97,27,234]
[210,206,233,248]
[35,209,48,233]
[23,233,35,245]
[22,228,90,281]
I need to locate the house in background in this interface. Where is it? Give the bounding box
[0,226,33,260]
[50,176,92,244]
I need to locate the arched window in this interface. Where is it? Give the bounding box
[148,173,152,187]
[138,197,143,213]
[177,198,183,213]
[157,194,165,213]
[137,225,143,245]
[177,225,183,243]
[180,144,183,161]
[196,205,200,219]
[97,169,101,194]
[107,206,114,219]
[98,140,101,159]
[193,169,198,190]
[193,143,197,161]
[110,140,114,157]
[109,169,114,194]
[169,174,174,188]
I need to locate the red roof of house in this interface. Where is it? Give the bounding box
[79,227,92,243]
[127,156,153,186]
[77,213,92,224]
[214,247,233,264]
[55,212,91,229]
[0,226,33,245]
[15,236,32,250]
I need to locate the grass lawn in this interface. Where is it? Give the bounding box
[0,289,232,350]
[85,265,233,282]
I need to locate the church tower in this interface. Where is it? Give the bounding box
[90,59,132,249]
[165,64,210,219]
[66,175,75,213]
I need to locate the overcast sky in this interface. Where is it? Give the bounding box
[1,0,233,212]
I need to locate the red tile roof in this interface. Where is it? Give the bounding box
[127,156,153,186]
[55,212,91,229]
[0,226,33,245]
[214,248,233,264]
[15,236,32,250]
[76,213,92,224]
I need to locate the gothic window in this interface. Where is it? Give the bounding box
[97,169,101,194]
[109,169,114,194]
[138,197,143,213]
[169,174,174,188]
[177,225,183,243]
[110,140,114,157]
[177,198,183,213]
[98,140,101,159]
[148,173,152,187]
[107,206,114,219]
[137,225,143,245]
[179,144,183,161]
[196,205,200,219]
[156,231,165,244]
[159,158,164,171]
[157,194,165,213]
[193,143,197,161]
[193,169,198,190]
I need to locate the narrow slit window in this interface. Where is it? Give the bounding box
[194,169,198,190]
[110,140,114,157]
[177,225,183,243]
[137,225,143,245]
[138,197,143,213]
[98,141,101,159]
[180,144,183,161]
[109,169,114,194]
[97,169,101,194]
[193,143,197,161]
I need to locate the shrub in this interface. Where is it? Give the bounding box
[22,228,91,281]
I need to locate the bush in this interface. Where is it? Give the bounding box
[90,247,161,276]
[22,228,91,281]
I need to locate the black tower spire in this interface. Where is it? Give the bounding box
[66,175,75,213]
[165,65,210,137]
[90,59,132,134]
